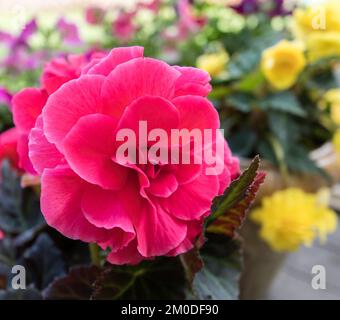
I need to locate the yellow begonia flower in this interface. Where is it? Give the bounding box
[251,188,337,252]
[324,89,340,125]
[293,0,340,37]
[292,1,340,61]
[332,129,340,157]
[261,40,306,90]
[306,31,340,61]
[196,50,229,77]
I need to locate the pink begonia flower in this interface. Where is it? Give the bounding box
[12,52,103,174]
[0,229,4,240]
[112,11,138,42]
[85,7,106,25]
[15,46,239,265]
[0,127,20,171]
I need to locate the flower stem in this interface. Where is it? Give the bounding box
[267,135,289,187]
[89,243,101,267]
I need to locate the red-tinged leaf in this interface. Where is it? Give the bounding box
[207,156,266,238]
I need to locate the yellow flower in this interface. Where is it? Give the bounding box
[324,89,340,125]
[196,50,229,77]
[306,31,340,61]
[292,1,340,61]
[261,40,306,90]
[293,0,340,37]
[251,188,337,252]
[332,129,340,157]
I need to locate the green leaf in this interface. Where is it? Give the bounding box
[0,161,44,234]
[228,128,257,157]
[207,156,265,238]
[44,266,101,300]
[228,49,261,80]
[19,234,66,290]
[190,235,242,300]
[92,258,186,300]
[285,144,328,177]
[302,56,340,91]
[259,92,306,117]
[226,93,253,112]
[0,238,16,289]
[236,70,265,92]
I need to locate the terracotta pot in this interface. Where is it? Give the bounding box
[239,142,340,300]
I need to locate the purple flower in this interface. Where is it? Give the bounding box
[230,0,292,17]
[3,49,46,71]
[56,18,82,46]
[0,19,39,71]
[266,0,292,17]
[230,0,259,15]
[0,19,37,50]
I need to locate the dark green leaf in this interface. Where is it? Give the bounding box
[228,129,257,157]
[190,235,242,300]
[285,144,328,177]
[0,161,44,234]
[302,56,340,90]
[93,258,186,300]
[229,49,261,80]
[259,92,306,117]
[226,93,253,112]
[0,238,16,289]
[20,234,66,290]
[44,265,101,300]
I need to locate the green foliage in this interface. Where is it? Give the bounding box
[0,162,44,234]
[191,235,242,300]
[44,266,101,300]
[20,234,66,290]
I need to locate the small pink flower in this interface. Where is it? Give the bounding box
[176,0,207,39]
[138,0,161,12]
[17,46,239,265]
[0,229,4,240]
[112,11,137,42]
[85,7,106,25]
[0,127,20,171]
